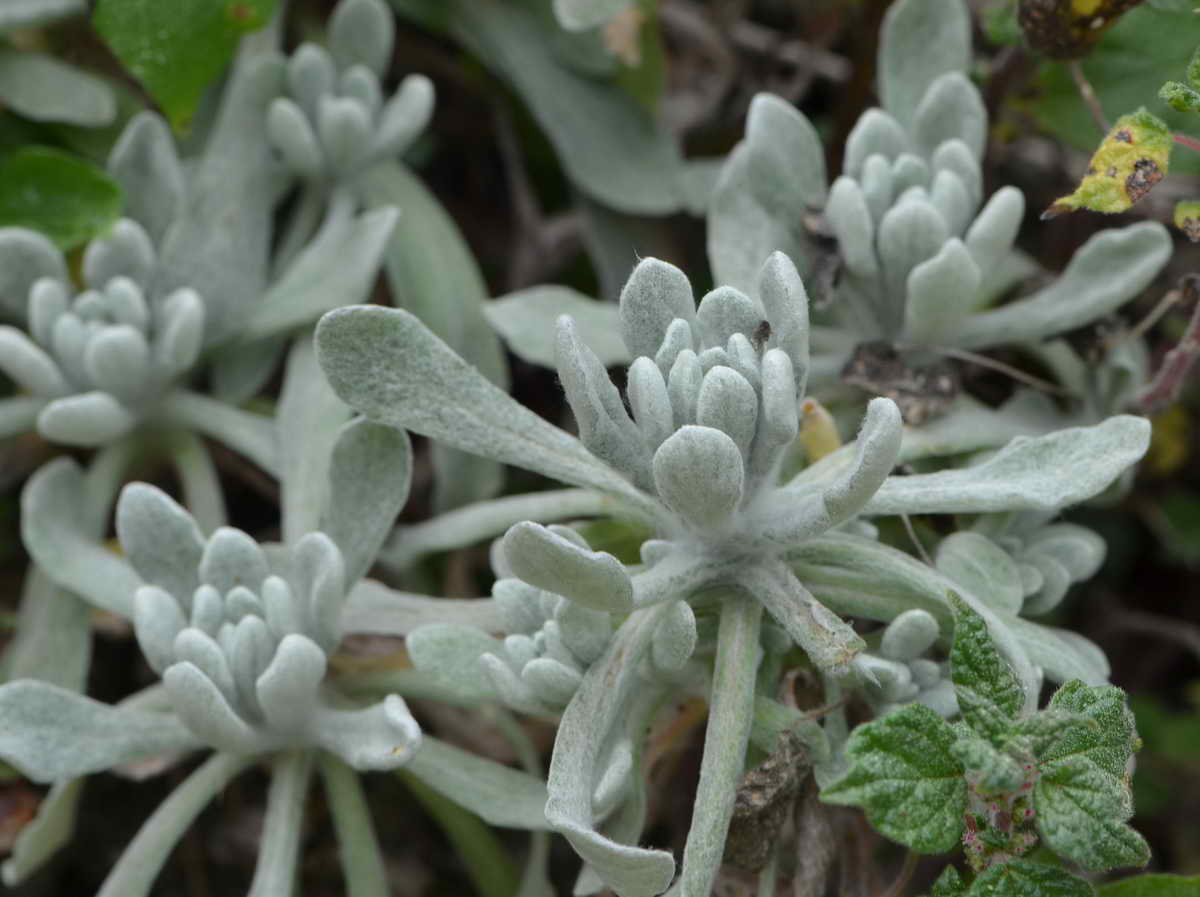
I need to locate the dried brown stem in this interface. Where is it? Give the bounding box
[1068,60,1109,134]
[1137,274,1200,414]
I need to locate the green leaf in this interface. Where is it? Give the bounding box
[1100,874,1200,897]
[949,594,1023,743]
[931,865,968,897]
[950,732,1025,796]
[966,859,1095,897]
[1042,680,1140,780]
[1043,109,1171,217]
[92,0,277,132]
[1034,753,1150,872]
[0,147,122,249]
[1032,1,1200,176]
[820,703,965,853]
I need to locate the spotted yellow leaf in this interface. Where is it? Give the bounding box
[1174,199,1200,241]
[1043,108,1171,218]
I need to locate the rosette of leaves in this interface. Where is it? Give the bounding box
[969,512,1108,616]
[1,339,551,893]
[316,246,1150,896]
[823,596,1148,890]
[0,219,205,446]
[858,608,956,716]
[267,0,433,183]
[708,0,1170,407]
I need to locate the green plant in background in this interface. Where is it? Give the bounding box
[0,0,1196,895]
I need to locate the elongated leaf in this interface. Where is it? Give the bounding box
[316,306,661,520]
[341,581,504,635]
[1100,875,1200,897]
[404,735,551,830]
[243,204,398,340]
[95,753,252,897]
[320,754,391,897]
[0,51,116,126]
[0,681,201,782]
[820,702,965,853]
[0,147,122,249]
[485,285,629,368]
[956,222,1170,349]
[247,750,313,897]
[356,160,508,511]
[678,598,761,897]
[22,458,142,616]
[93,0,277,132]
[2,567,91,691]
[545,608,676,897]
[878,0,971,129]
[865,416,1150,515]
[277,336,350,543]
[0,0,85,28]
[0,778,84,886]
[390,0,687,215]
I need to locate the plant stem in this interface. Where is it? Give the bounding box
[1174,132,1200,154]
[1137,275,1200,414]
[320,753,390,897]
[247,750,314,897]
[678,596,763,897]
[1068,60,1108,133]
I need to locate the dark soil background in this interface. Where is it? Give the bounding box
[1,1,1198,894]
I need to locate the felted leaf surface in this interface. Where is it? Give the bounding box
[820,703,965,853]
[0,148,122,249]
[1042,680,1140,780]
[0,681,200,782]
[878,0,971,129]
[0,0,85,29]
[356,161,508,511]
[864,416,1150,515]
[949,595,1023,743]
[93,0,277,132]
[315,306,660,520]
[0,51,116,126]
[1045,109,1171,217]
[485,286,630,368]
[966,859,1095,897]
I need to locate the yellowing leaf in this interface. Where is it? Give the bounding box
[1173,199,1200,242]
[1043,108,1171,218]
[1018,0,1149,60]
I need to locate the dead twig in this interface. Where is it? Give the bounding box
[1137,274,1200,414]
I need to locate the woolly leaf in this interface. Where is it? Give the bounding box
[1041,680,1140,780]
[485,285,629,368]
[1044,110,1170,217]
[0,681,200,782]
[0,50,116,127]
[938,533,1024,617]
[820,703,965,853]
[93,0,277,132]
[879,0,971,129]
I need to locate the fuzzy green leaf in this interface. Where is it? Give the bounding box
[966,859,1095,897]
[93,0,277,132]
[1042,681,1140,780]
[820,703,965,853]
[0,148,122,250]
[931,865,968,897]
[1100,875,1200,897]
[949,594,1023,743]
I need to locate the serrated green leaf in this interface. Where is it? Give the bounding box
[1100,874,1200,897]
[949,594,1023,743]
[820,703,965,853]
[950,732,1026,796]
[93,0,277,132]
[931,864,968,897]
[1044,109,1171,217]
[1035,754,1150,872]
[967,859,1095,897]
[0,147,122,249]
[1043,681,1139,780]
